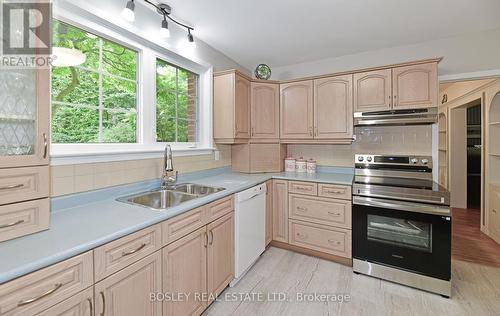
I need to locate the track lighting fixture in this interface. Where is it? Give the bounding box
[121,1,195,47]
[121,0,135,22]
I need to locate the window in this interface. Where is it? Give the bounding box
[156,59,199,143]
[51,20,138,143]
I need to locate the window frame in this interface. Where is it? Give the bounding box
[50,12,214,165]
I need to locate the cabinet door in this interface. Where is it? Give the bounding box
[266,180,273,246]
[163,227,207,316]
[0,69,49,168]
[207,213,234,301]
[234,74,250,138]
[392,63,437,109]
[353,69,392,112]
[36,287,93,316]
[280,81,314,139]
[314,75,353,139]
[95,252,162,316]
[251,82,279,139]
[272,180,288,242]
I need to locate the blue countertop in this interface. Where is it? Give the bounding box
[0,166,353,284]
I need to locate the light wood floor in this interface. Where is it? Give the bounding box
[205,247,500,316]
[452,208,500,267]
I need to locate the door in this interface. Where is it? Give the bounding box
[95,252,162,316]
[36,287,93,316]
[234,74,250,138]
[280,80,314,139]
[162,227,207,316]
[250,82,279,139]
[207,212,234,301]
[314,75,353,139]
[354,69,392,112]
[392,63,437,109]
[272,180,288,242]
[0,69,49,168]
[266,180,273,246]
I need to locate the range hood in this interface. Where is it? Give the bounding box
[354,108,438,126]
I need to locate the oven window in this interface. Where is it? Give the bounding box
[367,215,432,252]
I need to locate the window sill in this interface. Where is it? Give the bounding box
[50,144,215,166]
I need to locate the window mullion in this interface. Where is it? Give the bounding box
[98,38,104,143]
[175,68,179,142]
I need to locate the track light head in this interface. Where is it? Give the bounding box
[121,0,135,22]
[160,18,170,38]
[187,29,196,48]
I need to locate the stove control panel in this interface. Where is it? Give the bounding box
[355,154,433,168]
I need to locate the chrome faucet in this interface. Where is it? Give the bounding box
[161,145,178,188]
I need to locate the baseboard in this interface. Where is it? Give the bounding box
[269,240,353,267]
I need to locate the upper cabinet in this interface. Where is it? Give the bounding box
[392,63,438,109]
[280,80,314,139]
[213,71,250,143]
[353,62,438,112]
[251,82,279,140]
[314,75,353,139]
[0,69,50,168]
[354,69,392,112]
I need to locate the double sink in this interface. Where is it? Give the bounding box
[118,183,225,210]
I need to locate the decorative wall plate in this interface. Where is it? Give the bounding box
[255,64,271,80]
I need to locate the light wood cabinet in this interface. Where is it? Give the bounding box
[354,69,392,112]
[162,227,207,316]
[36,287,93,316]
[231,143,285,173]
[0,166,49,206]
[94,252,162,316]
[0,198,50,242]
[392,63,437,109]
[272,180,288,242]
[280,80,314,139]
[313,75,353,139]
[489,184,500,241]
[213,71,250,143]
[207,213,234,301]
[266,180,273,246]
[251,82,279,139]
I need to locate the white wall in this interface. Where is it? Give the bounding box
[271,27,500,81]
[57,0,250,74]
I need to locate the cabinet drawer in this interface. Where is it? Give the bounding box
[94,224,161,281]
[206,196,234,222]
[0,198,50,243]
[0,251,93,316]
[36,287,93,316]
[289,194,351,229]
[0,166,49,206]
[288,181,317,196]
[318,184,351,200]
[289,220,351,258]
[162,206,207,245]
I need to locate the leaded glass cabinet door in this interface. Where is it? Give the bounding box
[0,69,50,168]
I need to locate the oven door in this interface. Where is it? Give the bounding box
[353,196,451,280]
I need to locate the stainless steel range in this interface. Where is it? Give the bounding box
[352,154,452,297]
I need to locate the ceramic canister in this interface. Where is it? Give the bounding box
[306,159,317,174]
[284,156,296,172]
[295,157,307,173]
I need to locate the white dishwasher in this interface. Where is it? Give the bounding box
[230,183,267,286]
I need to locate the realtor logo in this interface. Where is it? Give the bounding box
[1,0,52,67]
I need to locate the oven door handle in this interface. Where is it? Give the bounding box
[353,196,451,217]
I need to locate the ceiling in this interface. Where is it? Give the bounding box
[161,0,500,71]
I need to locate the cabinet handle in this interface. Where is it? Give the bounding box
[204,232,208,247]
[100,291,106,316]
[296,186,310,191]
[493,209,498,213]
[0,219,25,229]
[209,230,214,245]
[296,232,308,240]
[328,239,342,245]
[314,127,318,137]
[324,189,344,194]
[121,243,146,256]
[43,133,48,159]
[328,212,341,217]
[87,298,93,316]
[0,183,24,191]
[296,206,308,212]
[17,283,63,306]
[251,127,254,136]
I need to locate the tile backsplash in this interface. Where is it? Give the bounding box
[50,145,231,197]
[288,125,433,167]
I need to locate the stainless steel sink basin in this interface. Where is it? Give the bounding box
[167,183,225,196]
[117,184,225,210]
[119,190,198,210]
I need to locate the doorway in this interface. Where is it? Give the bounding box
[466,103,482,210]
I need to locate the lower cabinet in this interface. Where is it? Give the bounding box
[272,180,288,242]
[94,252,162,316]
[162,212,234,316]
[265,180,273,246]
[36,287,93,316]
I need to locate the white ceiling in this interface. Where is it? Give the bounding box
[159,0,500,71]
